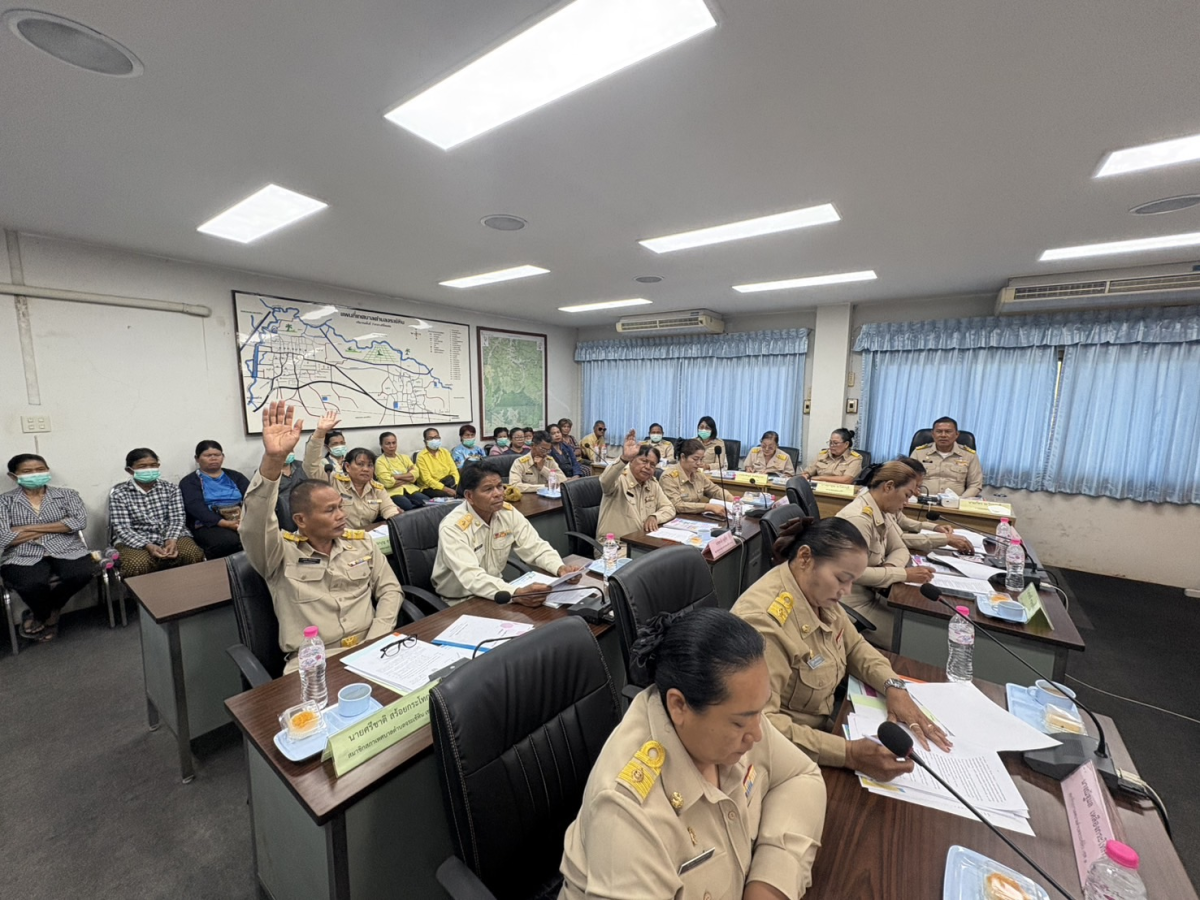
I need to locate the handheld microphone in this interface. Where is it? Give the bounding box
[877,722,1079,900]
[917,583,1115,788]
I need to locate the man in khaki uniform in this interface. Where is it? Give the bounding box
[597,430,675,542]
[507,431,565,492]
[743,431,795,477]
[432,463,580,603]
[911,417,984,497]
[242,402,404,673]
[579,420,608,463]
[662,438,735,515]
[559,686,826,900]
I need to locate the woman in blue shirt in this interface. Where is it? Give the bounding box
[548,423,582,477]
[179,440,250,559]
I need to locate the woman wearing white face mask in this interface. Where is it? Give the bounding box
[1,453,93,643]
[415,427,460,497]
[110,447,204,578]
[641,422,675,463]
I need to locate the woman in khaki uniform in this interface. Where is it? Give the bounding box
[801,429,863,483]
[834,461,935,647]
[696,416,727,469]
[303,412,398,529]
[641,422,675,464]
[662,439,736,517]
[560,608,827,900]
[731,517,950,782]
[889,457,974,554]
[743,431,795,477]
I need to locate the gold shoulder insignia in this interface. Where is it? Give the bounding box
[502,502,514,511]
[334,473,351,482]
[818,449,829,457]
[342,529,367,540]
[850,451,862,459]
[616,740,666,803]
[775,452,787,461]
[861,505,874,517]
[518,455,531,463]
[965,446,976,454]
[457,514,473,531]
[370,479,385,489]
[667,469,680,478]
[282,531,307,543]
[915,443,931,451]
[767,591,794,626]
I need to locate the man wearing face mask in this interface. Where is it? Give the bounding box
[451,425,486,468]
[109,447,204,578]
[0,454,93,643]
[416,427,460,497]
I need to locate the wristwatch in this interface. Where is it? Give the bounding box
[883,678,908,692]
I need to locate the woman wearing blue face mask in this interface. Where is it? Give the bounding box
[696,415,726,469]
[323,429,349,473]
[415,427,459,497]
[180,440,250,560]
[110,448,205,578]
[0,453,93,643]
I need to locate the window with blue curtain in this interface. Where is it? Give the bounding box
[576,329,807,455]
[855,306,1200,503]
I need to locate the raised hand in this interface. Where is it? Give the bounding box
[262,402,304,461]
[314,408,341,436]
[621,429,640,462]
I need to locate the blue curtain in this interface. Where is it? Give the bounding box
[577,329,807,450]
[859,347,1060,490]
[1042,341,1200,503]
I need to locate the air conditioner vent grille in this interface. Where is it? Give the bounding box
[1107,273,1200,293]
[1012,281,1108,300]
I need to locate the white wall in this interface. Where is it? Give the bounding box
[1,233,580,551]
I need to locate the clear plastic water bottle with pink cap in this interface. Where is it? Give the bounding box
[1084,840,1147,900]
[298,626,328,709]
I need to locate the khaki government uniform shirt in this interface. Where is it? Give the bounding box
[661,465,733,515]
[801,449,863,481]
[910,442,983,497]
[597,458,675,543]
[430,501,564,602]
[641,439,674,463]
[731,563,898,768]
[580,433,608,462]
[241,471,404,672]
[303,438,399,529]
[743,447,795,477]
[700,438,727,470]
[835,491,911,644]
[507,454,565,491]
[559,688,826,900]
[894,507,951,553]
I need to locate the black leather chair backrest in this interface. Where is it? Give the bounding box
[431,617,619,900]
[391,503,459,590]
[785,475,821,520]
[226,552,285,679]
[720,438,741,469]
[489,453,519,480]
[780,445,800,469]
[856,449,872,470]
[608,545,718,688]
[561,476,602,555]
[758,504,806,572]
[909,429,976,454]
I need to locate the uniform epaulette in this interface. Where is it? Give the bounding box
[518,455,531,463]
[502,502,514,510]
[342,529,367,540]
[850,451,862,459]
[775,453,787,461]
[334,473,351,483]
[370,479,384,489]
[767,591,794,626]
[861,505,874,518]
[667,469,680,478]
[616,740,666,803]
[282,531,308,543]
[964,446,976,454]
[915,444,931,451]
[818,449,829,457]
[457,514,473,531]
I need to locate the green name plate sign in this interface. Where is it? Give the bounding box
[1017,583,1053,630]
[324,682,436,777]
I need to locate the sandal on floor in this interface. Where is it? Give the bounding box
[19,610,46,637]
[27,625,56,643]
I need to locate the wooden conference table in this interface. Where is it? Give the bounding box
[807,654,1196,900]
[224,558,619,900]
[511,490,568,557]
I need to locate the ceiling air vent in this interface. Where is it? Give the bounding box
[997,263,1200,314]
[615,309,725,335]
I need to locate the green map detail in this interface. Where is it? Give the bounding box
[482,335,544,434]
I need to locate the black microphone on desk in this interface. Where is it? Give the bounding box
[916,583,1116,789]
[494,582,612,625]
[877,722,1080,900]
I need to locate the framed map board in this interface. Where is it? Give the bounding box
[477,327,548,437]
[234,291,472,434]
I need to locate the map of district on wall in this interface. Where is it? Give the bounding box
[234,291,472,434]
[478,328,547,437]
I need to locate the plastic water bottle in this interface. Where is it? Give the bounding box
[1084,840,1147,900]
[994,518,1011,560]
[946,606,974,683]
[1006,537,1026,592]
[730,497,744,536]
[102,546,120,570]
[298,626,328,709]
[547,469,559,492]
[602,533,620,583]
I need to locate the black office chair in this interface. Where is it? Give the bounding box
[785,475,821,520]
[490,454,519,480]
[225,552,284,689]
[608,545,718,694]
[560,476,603,557]
[856,449,872,470]
[909,429,976,454]
[387,504,459,615]
[780,445,801,469]
[431,617,620,900]
[720,438,741,470]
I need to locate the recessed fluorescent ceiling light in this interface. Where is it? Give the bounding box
[733,270,877,293]
[197,185,326,244]
[640,204,840,254]
[559,298,652,312]
[1039,232,1200,262]
[1095,131,1200,178]
[385,0,716,150]
[440,265,549,288]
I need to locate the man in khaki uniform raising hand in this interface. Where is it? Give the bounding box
[241,402,404,673]
[597,430,675,545]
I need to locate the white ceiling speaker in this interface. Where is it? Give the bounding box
[3,9,143,76]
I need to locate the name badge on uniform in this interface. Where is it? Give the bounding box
[677,848,715,876]
[807,655,826,670]
[297,557,323,566]
[347,556,371,568]
[742,764,756,802]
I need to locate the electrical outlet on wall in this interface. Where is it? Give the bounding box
[845,399,858,415]
[803,399,811,415]
[847,371,855,387]
[21,414,52,433]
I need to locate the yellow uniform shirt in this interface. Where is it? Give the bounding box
[579,433,608,463]
[507,454,565,491]
[415,447,460,493]
[743,447,796,477]
[732,562,898,768]
[597,458,675,544]
[559,688,826,900]
[802,449,863,481]
[911,442,984,498]
[835,491,911,645]
[430,501,565,602]
[660,465,733,515]
[374,453,422,497]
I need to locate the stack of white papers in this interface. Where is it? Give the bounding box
[907,682,1059,753]
[930,553,1005,581]
[509,571,602,608]
[341,634,464,694]
[923,527,988,554]
[432,615,533,654]
[924,573,995,597]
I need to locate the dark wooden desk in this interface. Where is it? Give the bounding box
[224,559,619,900]
[127,557,241,783]
[887,581,1084,682]
[807,654,1196,900]
[511,492,568,557]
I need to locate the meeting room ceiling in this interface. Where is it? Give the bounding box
[2,0,1199,326]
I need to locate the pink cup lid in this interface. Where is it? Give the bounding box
[955,605,971,617]
[303,626,319,638]
[1105,840,1139,869]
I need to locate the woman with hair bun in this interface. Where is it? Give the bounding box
[559,607,827,900]
[801,428,862,483]
[732,517,949,783]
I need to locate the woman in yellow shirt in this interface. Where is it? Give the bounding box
[374,431,430,510]
[415,428,459,496]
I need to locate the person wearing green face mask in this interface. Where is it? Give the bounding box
[489,427,513,456]
[416,427,460,497]
[641,422,675,464]
[696,416,726,470]
[1,453,93,642]
[452,424,486,467]
[110,448,204,577]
